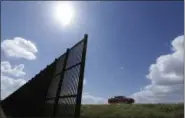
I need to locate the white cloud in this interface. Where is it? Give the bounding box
[1,37,38,60]
[1,61,27,100]
[131,35,184,103]
[82,92,107,104]
[1,74,27,100]
[1,61,26,77]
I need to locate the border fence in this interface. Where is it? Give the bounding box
[1,34,88,118]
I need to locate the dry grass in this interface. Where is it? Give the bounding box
[80,103,184,118]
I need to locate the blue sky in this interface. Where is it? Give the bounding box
[1,1,184,103]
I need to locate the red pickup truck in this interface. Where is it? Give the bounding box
[108,96,135,104]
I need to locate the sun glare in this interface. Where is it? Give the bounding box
[53,2,74,26]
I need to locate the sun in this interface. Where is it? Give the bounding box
[53,2,74,26]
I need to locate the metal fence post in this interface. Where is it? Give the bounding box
[75,34,88,118]
[52,49,70,118]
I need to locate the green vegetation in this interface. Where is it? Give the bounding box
[80,104,184,118]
